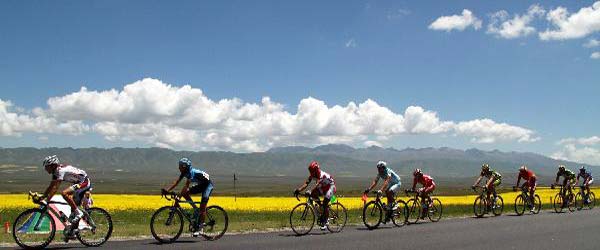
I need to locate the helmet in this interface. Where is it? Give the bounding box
[376,161,387,169]
[413,168,422,177]
[481,163,490,172]
[519,165,527,172]
[178,158,192,168]
[558,165,565,171]
[43,155,60,168]
[580,166,586,172]
[308,161,320,176]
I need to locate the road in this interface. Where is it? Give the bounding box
[3,208,599,250]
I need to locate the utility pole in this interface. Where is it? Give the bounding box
[233,173,237,202]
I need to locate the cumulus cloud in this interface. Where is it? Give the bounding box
[429,9,482,32]
[539,1,600,40]
[591,52,600,59]
[0,99,88,136]
[1,78,539,151]
[487,5,545,39]
[553,136,600,165]
[584,38,600,47]
[345,38,357,48]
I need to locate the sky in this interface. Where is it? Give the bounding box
[1,1,599,164]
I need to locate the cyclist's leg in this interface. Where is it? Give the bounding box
[586,178,593,195]
[181,186,197,209]
[529,178,537,205]
[485,178,494,201]
[198,182,213,226]
[423,184,435,207]
[386,183,400,208]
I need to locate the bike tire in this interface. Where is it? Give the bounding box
[492,196,504,216]
[392,199,408,227]
[567,193,575,212]
[588,192,596,209]
[405,198,420,224]
[289,203,315,236]
[362,201,382,230]
[12,208,56,250]
[201,205,228,241]
[150,206,184,243]
[473,196,486,218]
[575,193,584,211]
[428,198,443,222]
[553,193,564,213]
[327,202,347,233]
[76,207,113,247]
[514,195,526,216]
[533,195,542,214]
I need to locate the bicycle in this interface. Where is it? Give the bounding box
[362,191,408,229]
[289,192,347,235]
[512,186,541,215]
[12,191,113,249]
[150,190,228,243]
[405,189,442,224]
[472,186,504,218]
[575,185,596,210]
[551,184,575,213]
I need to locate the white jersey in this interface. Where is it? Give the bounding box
[315,171,334,186]
[53,165,87,183]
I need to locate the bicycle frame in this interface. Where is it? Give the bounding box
[162,192,203,226]
[29,193,95,232]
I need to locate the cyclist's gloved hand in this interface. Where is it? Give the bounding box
[376,190,383,195]
[471,185,476,190]
[293,189,300,196]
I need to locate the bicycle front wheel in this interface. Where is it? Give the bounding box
[150,206,184,243]
[492,196,504,216]
[532,195,542,214]
[514,195,526,216]
[391,200,408,227]
[553,193,564,213]
[201,205,228,241]
[13,208,56,249]
[77,207,113,247]
[289,203,315,235]
[327,202,347,233]
[588,192,596,209]
[405,198,421,224]
[567,193,575,212]
[428,198,443,222]
[362,201,382,230]
[473,196,487,218]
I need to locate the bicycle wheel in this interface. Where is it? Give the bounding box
[533,195,542,214]
[12,208,56,249]
[514,195,526,216]
[588,192,596,209]
[553,193,564,213]
[362,201,382,229]
[405,198,421,224]
[150,206,184,243]
[289,203,315,235]
[77,207,113,247]
[391,200,408,227]
[473,196,486,218]
[201,205,228,240]
[575,193,584,211]
[492,196,504,216]
[327,202,347,233]
[428,198,443,222]
[566,193,575,212]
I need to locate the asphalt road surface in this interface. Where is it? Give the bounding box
[3,208,599,250]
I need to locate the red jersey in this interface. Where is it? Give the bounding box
[518,170,536,181]
[412,174,434,189]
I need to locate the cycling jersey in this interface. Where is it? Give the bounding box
[310,171,335,199]
[578,171,593,180]
[52,165,88,184]
[179,167,210,184]
[412,174,434,190]
[557,169,576,181]
[481,169,502,180]
[518,170,536,182]
[311,170,335,186]
[377,167,401,185]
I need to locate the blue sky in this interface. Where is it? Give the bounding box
[1,1,599,164]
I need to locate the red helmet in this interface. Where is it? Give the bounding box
[519,165,527,172]
[413,168,422,177]
[308,161,320,176]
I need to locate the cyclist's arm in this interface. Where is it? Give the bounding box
[180,179,191,193]
[366,177,379,193]
[379,176,391,192]
[296,176,312,192]
[485,176,495,187]
[473,175,483,186]
[516,175,521,188]
[555,173,560,184]
[165,176,183,192]
[411,177,417,190]
[42,180,61,202]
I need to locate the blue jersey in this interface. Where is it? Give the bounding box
[179,167,210,184]
[578,171,593,180]
[377,168,401,185]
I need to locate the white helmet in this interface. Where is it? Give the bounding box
[376,161,387,169]
[43,155,60,168]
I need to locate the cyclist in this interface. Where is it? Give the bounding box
[553,165,576,198]
[576,166,594,203]
[515,165,537,212]
[408,169,436,213]
[472,163,502,203]
[40,155,91,224]
[363,161,401,220]
[294,161,336,230]
[163,158,213,237]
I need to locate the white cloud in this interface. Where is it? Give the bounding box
[2,78,539,151]
[539,1,600,40]
[487,5,545,39]
[553,136,600,165]
[345,38,357,48]
[584,38,600,47]
[387,8,411,20]
[429,9,482,32]
[364,140,383,147]
[591,52,600,59]
[0,99,88,136]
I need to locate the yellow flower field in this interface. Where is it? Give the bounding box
[1,187,598,212]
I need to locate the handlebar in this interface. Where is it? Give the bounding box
[28,191,44,205]
[471,186,488,192]
[161,189,179,201]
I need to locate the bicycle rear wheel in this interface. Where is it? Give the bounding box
[514,195,526,216]
[553,193,564,213]
[391,200,408,227]
[566,193,575,212]
[588,192,596,209]
[428,198,443,222]
[150,206,184,243]
[473,196,486,218]
[289,203,315,235]
[327,202,347,233]
[77,207,113,247]
[492,196,504,216]
[12,208,56,249]
[362,201,382,230]
[405,198,420,224]
[533,195,542,214]
[201,205,228,240]
[575,193,584,211]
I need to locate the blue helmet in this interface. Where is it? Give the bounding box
[178,158,192,168]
